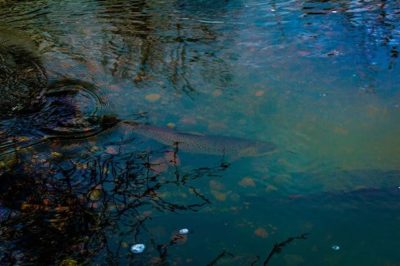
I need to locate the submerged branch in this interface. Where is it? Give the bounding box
[263,233,309,266]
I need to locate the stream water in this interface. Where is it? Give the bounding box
[0,0,400,265]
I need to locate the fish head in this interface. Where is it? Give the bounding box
[237,140,277,158]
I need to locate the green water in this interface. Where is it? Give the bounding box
[0,0,400,265]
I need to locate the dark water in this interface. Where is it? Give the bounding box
[0,0,400,265]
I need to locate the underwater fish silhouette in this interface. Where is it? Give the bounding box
[123,122,276,159]
[0,115,276,160]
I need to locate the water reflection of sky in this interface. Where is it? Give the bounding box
[1,0,400,265]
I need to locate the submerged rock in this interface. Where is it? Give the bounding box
[0,28,47,118]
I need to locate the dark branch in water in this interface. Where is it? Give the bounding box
[0,138,227,264]
[207,250,235,266]
[204,233,309,266]
[249,256,260,266]
[263,233,309,266]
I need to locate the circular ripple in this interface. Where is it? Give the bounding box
[37,79,116,138]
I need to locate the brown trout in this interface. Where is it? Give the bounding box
[124,122,276,158]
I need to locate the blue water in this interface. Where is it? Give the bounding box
[0,0,400,265]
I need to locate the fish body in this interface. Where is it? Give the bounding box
[128,123,276,158]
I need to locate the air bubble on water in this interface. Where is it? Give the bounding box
[179,228,189,235]
[131,244,145,254]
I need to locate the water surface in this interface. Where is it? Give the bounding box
[0,0,400,265]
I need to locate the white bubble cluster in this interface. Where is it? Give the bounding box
[131,244,146,254]
[178,228,189,235]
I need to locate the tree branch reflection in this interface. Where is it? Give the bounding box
[0,142,228,265]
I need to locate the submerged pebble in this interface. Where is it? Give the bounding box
[167,122,175,128]
[145,93,161,102]
[255,90,265,97]
[238,177,256,187]
[254,227,268,238]
[131,243,146,254]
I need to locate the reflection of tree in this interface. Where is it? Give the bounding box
[339,0,399,92]
[1,0,236,98]
[97,0,234,96]
[302,0,399,69]
[0,143,228,265]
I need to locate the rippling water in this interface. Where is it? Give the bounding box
[0,0,400,265]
